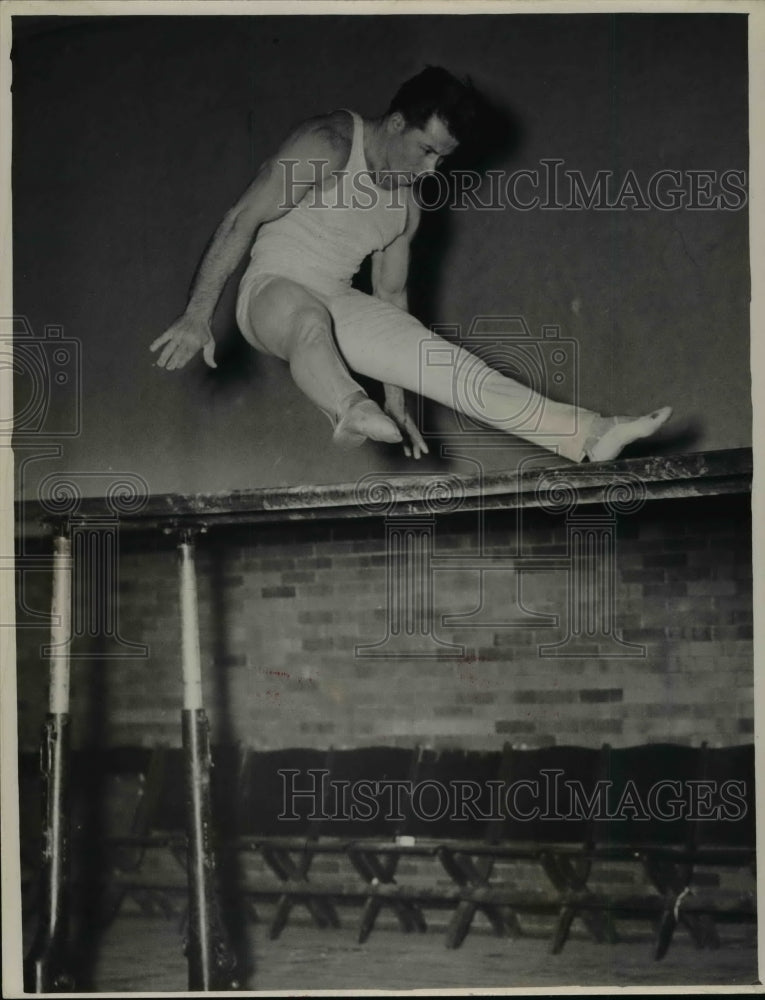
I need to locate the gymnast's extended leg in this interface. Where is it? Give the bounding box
[326,291,671,463]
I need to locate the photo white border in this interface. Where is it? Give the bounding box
[0,1,761,995]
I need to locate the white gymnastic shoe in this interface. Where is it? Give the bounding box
[332,398,403,450]
[584,406,673,463]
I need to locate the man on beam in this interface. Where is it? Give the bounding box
[150,66,671,462]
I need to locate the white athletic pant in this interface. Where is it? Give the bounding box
[236,272,599,463]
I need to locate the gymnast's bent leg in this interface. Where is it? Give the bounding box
[326,291,671,463]
[236,274,403,448]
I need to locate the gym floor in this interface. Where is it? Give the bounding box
[82,906,758,992]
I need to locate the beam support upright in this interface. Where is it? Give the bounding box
[24,529,75,992]
[176,528,237,991]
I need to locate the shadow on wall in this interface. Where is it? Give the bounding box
[408,84,524,326]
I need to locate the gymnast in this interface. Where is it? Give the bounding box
[150,66,671,462]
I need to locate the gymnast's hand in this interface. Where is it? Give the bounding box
[384,384,429,460]
[150,314,217,370]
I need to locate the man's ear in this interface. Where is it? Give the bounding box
[386,111,407,134]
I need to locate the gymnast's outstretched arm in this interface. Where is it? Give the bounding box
[150,117,350,371]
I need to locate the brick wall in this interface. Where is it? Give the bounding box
[15,491,753,752]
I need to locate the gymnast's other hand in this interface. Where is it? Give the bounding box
[384,384,429,460]
[150,314,217,370]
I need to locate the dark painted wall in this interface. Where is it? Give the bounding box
[12,13,749,498]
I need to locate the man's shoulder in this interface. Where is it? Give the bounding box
[289,109,354,159]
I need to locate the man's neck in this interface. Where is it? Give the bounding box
[362,116,392,185]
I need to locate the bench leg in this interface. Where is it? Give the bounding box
[351,850,427,941]
[643,858,720,959]
[541,853,619,952]
[262,845,341,937]
[441,850,522,948]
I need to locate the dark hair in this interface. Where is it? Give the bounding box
[387,66,482,145]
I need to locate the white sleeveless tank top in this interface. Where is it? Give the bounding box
[246,110,409,297]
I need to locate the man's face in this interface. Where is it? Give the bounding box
[383,113,459,186]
